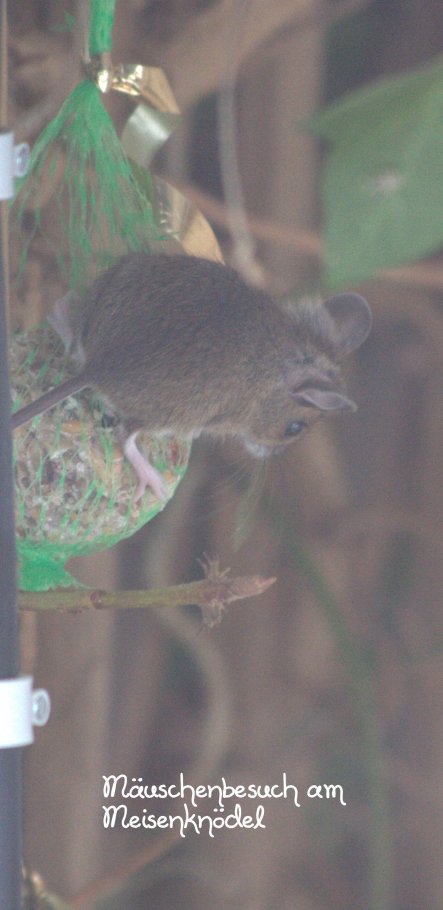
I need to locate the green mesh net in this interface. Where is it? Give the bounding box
[12,324,190,591]
[12,0,190,591]
[15,79,160,292]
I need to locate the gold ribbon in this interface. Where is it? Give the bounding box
[86,55,223,262]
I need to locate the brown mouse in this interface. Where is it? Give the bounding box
[11,252,372,499]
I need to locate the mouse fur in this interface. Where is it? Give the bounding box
[12,253,372,494]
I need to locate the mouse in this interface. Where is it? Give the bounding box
[11,252,372,500]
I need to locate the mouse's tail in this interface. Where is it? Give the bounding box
[11,375,90,429]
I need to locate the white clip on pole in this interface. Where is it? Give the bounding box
[0,676,51,749]
[0,129,30,200]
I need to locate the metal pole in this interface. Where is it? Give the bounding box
[0,207,22,908]
[0,0,22,897]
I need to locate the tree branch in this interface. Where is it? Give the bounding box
[153,0,372,107]
[159,0,323,106]
[165,175,443,299]
[18,559,276,626]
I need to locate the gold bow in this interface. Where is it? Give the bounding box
[86,54,223,263]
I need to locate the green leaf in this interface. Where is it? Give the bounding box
[307,54,443,288]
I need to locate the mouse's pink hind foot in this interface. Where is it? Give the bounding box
[123,432,167,502]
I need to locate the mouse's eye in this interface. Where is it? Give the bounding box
[284,420,307,438]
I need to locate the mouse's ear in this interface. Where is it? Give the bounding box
[324,293,372,357]
[291,387,357,412]
[48,290,80,353]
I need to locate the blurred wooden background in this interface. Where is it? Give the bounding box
[9,1,443,908]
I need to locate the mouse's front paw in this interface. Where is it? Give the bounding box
[123,431,167,502]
